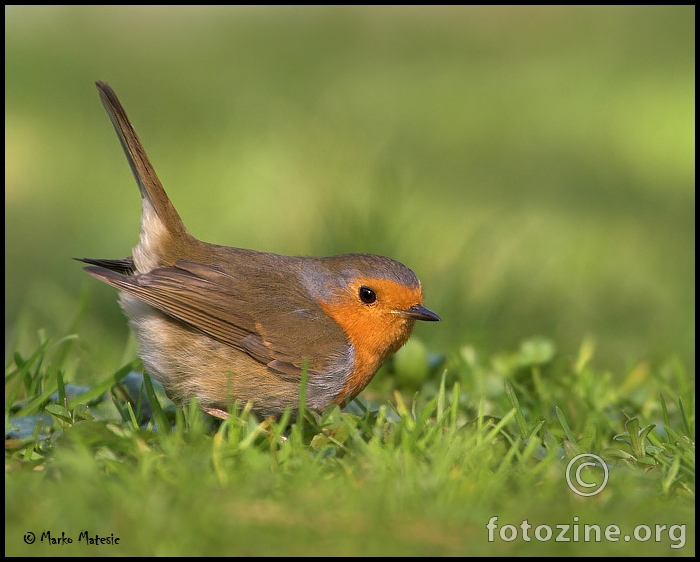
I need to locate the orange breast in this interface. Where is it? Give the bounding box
[318,278,418,404]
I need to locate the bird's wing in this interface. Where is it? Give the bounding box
[82,259,349,381]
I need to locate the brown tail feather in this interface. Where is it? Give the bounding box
[95,81,190,265]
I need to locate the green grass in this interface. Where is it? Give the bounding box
[5,331,695,555]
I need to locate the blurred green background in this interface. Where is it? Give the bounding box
[5,6,695,378]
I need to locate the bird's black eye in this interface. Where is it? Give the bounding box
[358,286,377,304]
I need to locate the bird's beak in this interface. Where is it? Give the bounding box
[401,304,441,322]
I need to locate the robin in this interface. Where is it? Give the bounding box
[79,82,440,420]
